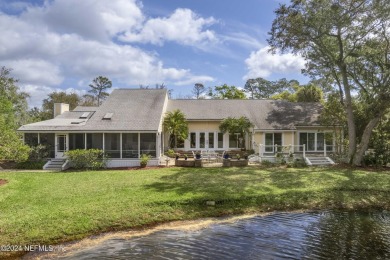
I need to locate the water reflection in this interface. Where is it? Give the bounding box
[57,211,390,259]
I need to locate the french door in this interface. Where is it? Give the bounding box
[190,132,221,150]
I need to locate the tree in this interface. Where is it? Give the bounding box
[295,84,323,102]
[268,0,390,165]
[219,117,254,149]
[0,67,30,126]
[271,83,324,103]
[41,92,81,120]
[88,76,112,106]
[0,66,30,161]
[271,90,297,102]
[244,78,296,99]
[163,109,189,149]
[192,83,206,99]
[209,84,246,99]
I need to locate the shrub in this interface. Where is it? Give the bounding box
[65,149,106,170]
[29,144,50,161]
[293,158,307,168]
[140,154,151,167]
[165,149,176,158]
[16,160,46,170]
[261,160,273,167]
[247,149,255,155]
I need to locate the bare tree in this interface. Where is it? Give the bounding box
[192,83,205,99]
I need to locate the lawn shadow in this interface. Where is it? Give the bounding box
[143,167,274,200]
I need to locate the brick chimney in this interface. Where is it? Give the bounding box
[54,103,69,118]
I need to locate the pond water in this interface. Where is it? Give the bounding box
[57,211,390,259]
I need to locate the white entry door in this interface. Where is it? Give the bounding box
[55,134,67,158]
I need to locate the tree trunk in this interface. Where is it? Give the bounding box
[353,117,381,166]
[339,64,356,163]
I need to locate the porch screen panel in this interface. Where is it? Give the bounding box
[69,133,85,150]
[300,133,315,151]
[299,133,307,151]
[39,133,55,158]
[25,133,38,147]
[105,133,120,158]
[122,133,138,158]
[190,133,196,148]
[217,133,223,148]
[316,133,324,151]
[86,133,103,149]
[140,133,156,157]
[308,133,315,151]
[208,133,214,149]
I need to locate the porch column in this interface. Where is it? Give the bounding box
[102,133,105,152]
[156,132,161,158]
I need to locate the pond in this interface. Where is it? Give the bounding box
[45,210,390,259]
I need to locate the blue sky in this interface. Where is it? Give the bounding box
[0,0,307,106]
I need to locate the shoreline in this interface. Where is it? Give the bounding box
[19,209,327,259]
[15,207,390,260]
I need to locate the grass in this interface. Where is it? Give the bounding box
[1,166,390,257]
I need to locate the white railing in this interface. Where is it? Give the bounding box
[259,144,307,159]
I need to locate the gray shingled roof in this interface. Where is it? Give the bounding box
[167,99,322,130]
[73,106,98,112]
[19,89,167,131]
[19,89,322,132]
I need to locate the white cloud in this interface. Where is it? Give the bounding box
[0,0,214,107]
[20,85,61,108]
[119,8,218,46]
[22,0,144,42]
[4,59,63,86]
[244,47,306,80]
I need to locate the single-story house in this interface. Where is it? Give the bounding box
[18,89,340,168]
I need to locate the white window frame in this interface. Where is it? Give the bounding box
[298,131,334,152]
[263,132,284,153]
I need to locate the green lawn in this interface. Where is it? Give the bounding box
[1,166,390,257]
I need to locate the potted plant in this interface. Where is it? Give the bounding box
[195,151,201,160]
[244,153,248,160]
[224,153,229,159]
[140,154,151,168]
[184,154,188,160]
[175,153,180,160]
[236,153,241,160]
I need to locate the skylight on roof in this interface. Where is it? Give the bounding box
[79,112,90,119]
[103,113,113,120]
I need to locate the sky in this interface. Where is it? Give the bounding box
[0,0,307,107]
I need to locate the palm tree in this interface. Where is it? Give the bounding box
[219,116,254,149]
[163,109,189,149]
